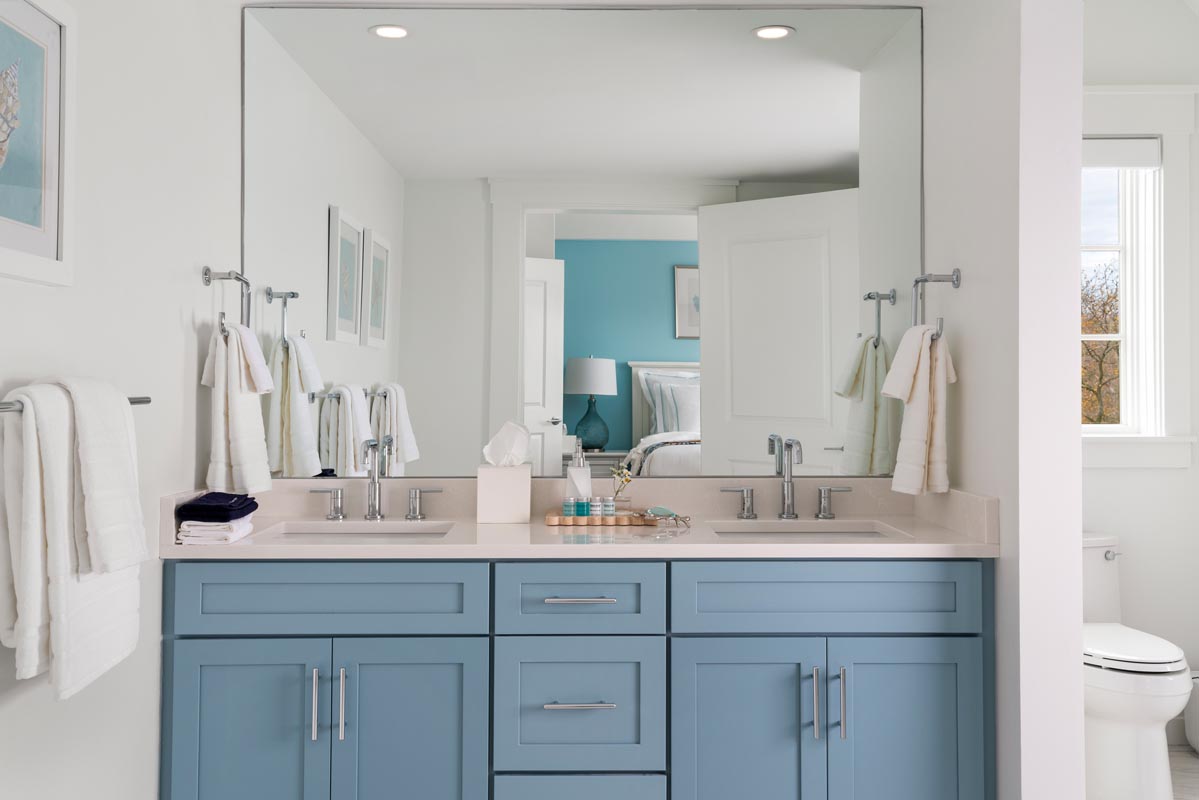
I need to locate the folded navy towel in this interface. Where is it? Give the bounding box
[176,492,259,523]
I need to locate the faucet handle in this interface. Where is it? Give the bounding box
[406,487,443,521]
[720,487,757,520]
[815,486,853,520]
[309,487,345,521]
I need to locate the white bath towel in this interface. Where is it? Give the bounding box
[288,335,324,394]
[318,394,338,472]
[201,326,272,494]
[266,338,322,478]
[178,516,254,545]
[835,336,895,476]
[881,326,957,495]
[369,384,420,476]
[0,385,141,698]
[54,378,147,573]
[322,385,372,476]
[234,325,274,395]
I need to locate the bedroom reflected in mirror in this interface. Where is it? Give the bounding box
[243,6,923,478]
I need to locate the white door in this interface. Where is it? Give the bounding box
[523,257,565,476]
[699,190,859,474]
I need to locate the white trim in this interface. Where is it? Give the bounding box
[0,0,75,287]
[1083,91,1197,136]
[486,179,736,437]
[1082,436,1194,469]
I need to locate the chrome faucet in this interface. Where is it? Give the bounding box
[776,438,805,520]
[363,435,394,521]
[816,486,853,520]
[767,434,784,476]
[406,487,443,521]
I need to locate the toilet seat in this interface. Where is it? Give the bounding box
[1084,623,1187,674]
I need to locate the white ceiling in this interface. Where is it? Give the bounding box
[250,8,919,183]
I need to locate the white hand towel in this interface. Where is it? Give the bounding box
[289,335,324,394]
[266,340,321,478]
[178,516,254,545]
[834,337,895,476]
[370,384,420,476]
[318,394,337,472]
[881,326,957,495]
[54,378,147,573]
[233,324,274,395]
[325,386,370,476]
[201,327,272,494]
[345,385,373,474]
[0,385,141,698]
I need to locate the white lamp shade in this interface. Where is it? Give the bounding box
[564,357,617,396]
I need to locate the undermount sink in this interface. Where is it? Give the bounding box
[708,518,903,538]
[264,519,456,536]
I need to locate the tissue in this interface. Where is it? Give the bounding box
[482,421,531,467]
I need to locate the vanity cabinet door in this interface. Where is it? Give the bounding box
[827,637,984,800]
[163,638,332,800]
[330,638,489,800]
[671,637,827,800]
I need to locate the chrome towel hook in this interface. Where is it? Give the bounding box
[912,269,961,341]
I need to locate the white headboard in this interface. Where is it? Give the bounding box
[628,361,701,445]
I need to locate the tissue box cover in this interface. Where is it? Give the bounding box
[477,464,532,523]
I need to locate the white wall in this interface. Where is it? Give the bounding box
[397,180,490,475]
[243,13,405,418]
[0,2,1084,799]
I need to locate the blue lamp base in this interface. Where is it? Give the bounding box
[574,394,610,451]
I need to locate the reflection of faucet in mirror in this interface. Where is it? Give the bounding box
[363,436,394,521]
[767,434,784,476]
[779,439,804,520]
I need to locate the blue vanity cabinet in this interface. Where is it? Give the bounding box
[671,637,828,800]
[827,637,985,800]
[162,638,332,800]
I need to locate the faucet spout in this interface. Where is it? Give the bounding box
[779,438,803,519]
[363,438,384,521]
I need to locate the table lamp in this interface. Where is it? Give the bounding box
[564,356,617,451]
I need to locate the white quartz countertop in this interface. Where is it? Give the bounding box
[160,514,998,560]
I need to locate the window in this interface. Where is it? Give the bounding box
[1080,138,1163,434]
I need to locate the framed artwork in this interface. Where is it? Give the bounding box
[327,205,364,343]
[0,0,74,286]
[359,229,390,347]
[674,264,700,339]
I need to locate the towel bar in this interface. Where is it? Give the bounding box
[0,396,152,414]
[911,269,961,341]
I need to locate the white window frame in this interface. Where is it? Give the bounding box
[1081,90,1196,469]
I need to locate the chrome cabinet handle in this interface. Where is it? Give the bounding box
[543,597,617,605]
[311,668,319,742]
[813,667,821,740]
[338,668,346,741]
[839,666,848,740]
[543,702,617,710]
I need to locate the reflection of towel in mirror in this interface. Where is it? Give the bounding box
[0,384,142,699]
[834,336,895,476]
[322,385,372,476]
[369,384,420,476]
[881,326,956,495]
[266,338,322,478]
[201,325,272,494]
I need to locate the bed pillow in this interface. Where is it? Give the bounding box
[666,382,701,432]
[640,371,699,434]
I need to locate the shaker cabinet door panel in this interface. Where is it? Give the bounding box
[163,638,332,800]
[671,637,828,800]
[330,638,489,800]
[827,637,985,800]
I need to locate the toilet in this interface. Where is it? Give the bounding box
[1083,535,1192,800]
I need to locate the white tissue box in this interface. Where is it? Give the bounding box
[477,464,532,523]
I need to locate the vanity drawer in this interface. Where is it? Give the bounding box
[493,636,666,772]
[165,561,489,635]
[671,561,982,634]
[494,775,666,800]
[494,562,665,634]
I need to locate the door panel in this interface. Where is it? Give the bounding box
[331,638,489,800]
[164,638,331,800]
[671,637,827,800]
[828,637,984,800]
[523,257,565,475]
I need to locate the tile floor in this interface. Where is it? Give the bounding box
[1172,746,1199,799]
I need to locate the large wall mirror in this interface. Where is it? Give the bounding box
[242,7,923,479]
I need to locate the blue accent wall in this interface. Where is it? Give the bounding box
[557,239,700,451]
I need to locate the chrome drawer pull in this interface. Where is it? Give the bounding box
[543,702,617,710]
[311,668,319,742]
[338,668,346,742]
[813,667,820,740]
[839,666,848,740]
[543,597,617,605]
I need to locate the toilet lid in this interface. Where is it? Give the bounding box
[1083,623,1187,673]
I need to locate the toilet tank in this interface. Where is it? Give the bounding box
[1083,534,1122,623]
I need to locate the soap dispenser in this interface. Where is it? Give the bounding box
[566,438,592,501]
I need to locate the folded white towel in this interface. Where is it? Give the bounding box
[369,383,420,476]
[881,326,957,495]
[289,336,324,394]
[834,336,895,476]
[0,385,141,698]
[233,324,274,395]
[201,327,272,494]
[178,516,254,545]
[266,339,322,478]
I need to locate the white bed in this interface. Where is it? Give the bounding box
[626,361,701,476]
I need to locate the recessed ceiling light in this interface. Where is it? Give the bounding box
[370,25,409,39]
[754,25,795,40]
